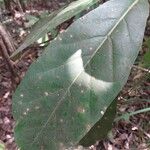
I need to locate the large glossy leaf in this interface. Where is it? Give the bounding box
[11,0,99,58]
[13,0,149,149]
[79,99,117,146]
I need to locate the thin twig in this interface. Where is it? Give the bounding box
[0,23,16,55]
[15,0,24,13]
[133,65,150,74]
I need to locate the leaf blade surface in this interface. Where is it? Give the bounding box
[13,0,149,149]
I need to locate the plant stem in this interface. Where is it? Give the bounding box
[15,0,24,13]
[115,107,150,122]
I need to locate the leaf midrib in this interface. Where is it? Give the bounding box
[31,0,139,145]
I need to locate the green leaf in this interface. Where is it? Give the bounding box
[11,0,100,58]
[13,0,149,149]
[79,99,117,146]
[24,14,39,28]
[143,50,150,68]
[144,37,150,49]
[0,141,5,150]
[143,38,150,68]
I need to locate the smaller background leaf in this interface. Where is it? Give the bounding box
[143,38,150,68]
[143,50,150,68]
[11,0,99,58]
[0,141,5,150]
[24,14,39,28]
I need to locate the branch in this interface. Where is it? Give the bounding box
[0,23,16,55]
[15,0,24,13]
[0,36,17,84]
[133,65,150,74]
